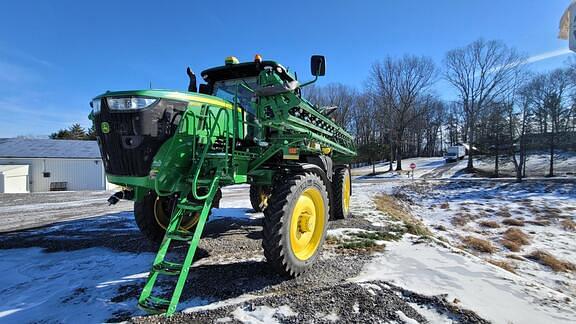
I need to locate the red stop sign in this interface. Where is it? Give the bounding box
[410,163,416,169]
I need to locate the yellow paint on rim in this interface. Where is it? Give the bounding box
[343,171,351,215]
[289,187,325,261]
[154,198,199,230]
[260,191,269,210]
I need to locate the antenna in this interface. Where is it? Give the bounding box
[149,81,152,89]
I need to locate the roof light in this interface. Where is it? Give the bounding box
[225,56,239,65]
[254,54,262,63]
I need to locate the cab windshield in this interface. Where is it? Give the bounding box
[212,77,257,113]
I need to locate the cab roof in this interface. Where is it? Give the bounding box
[200,60,296,84]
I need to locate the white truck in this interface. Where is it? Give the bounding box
[445,145,466,163]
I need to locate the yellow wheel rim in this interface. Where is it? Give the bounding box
[260,191,269,210]
[289,187,326,261]
[154,198,199,231]
[343,172,351,215]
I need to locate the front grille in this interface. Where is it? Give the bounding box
[94,98,187,176]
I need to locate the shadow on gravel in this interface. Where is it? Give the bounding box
[0,212,163,254]
[0,208,265,253]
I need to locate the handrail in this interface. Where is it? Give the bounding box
[190,107,230,200]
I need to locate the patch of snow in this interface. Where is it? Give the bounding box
[320,311,340,322]
[395,310,420,324]
[183,294,263,313]
[229,305,296,324]
[0,247,157,322]
[407,303,454,324]
[352,302,360,313]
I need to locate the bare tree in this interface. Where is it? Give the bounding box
[303,83,357,130]
[368,55,437,170]
[444,39,524,171]
[526,69,573,176]
[508,77,534,182]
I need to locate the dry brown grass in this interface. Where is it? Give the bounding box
[539,206,562,219]
[525,219,551,226]
[527,250,576,273]
[374,195,431,237]
[502,218,525,226]
[487,259,517,274]
[561,219,576,232]
[503,228,530,245]
[462,236,496,253]
[502,240,521,252]
[496,208,512,218]
[479,220,500,228]
[451,213,471,227]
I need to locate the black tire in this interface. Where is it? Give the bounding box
[249,184,271,212]
[332,167,351,220]
[134,189,222,243]
[262,172,329,277]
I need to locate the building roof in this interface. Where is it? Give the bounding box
[0,138,101,159]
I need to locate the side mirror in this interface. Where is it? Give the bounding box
[310,55,326,76]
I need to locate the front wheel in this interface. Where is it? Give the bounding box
[134,189,222,243]
[262,172,329,277]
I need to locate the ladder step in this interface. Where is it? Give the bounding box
[166,229,194,241]
[152,261,183,275]
[138,296,170,314]
[176,204,203,211]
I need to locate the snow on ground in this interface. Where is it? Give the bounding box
[406,181,576,299]
[353,237,576,324]
[220,304,297,324]
[348,179,576,324]
[353,150,576,179]
[0,247,154,322]
[353,157,446,179]
[0,186,255,323]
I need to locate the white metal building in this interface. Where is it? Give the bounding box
[0,138,110,193]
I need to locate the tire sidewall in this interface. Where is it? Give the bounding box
[280,174,329,270]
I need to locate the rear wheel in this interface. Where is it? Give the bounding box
[332,167,351,219]
[262,172,329,277]
[250,184,271,212]
[134,189,222,243]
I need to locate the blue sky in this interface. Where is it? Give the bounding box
[0,0,573,137]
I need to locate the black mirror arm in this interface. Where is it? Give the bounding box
[299,75,318,88]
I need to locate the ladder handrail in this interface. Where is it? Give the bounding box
[190,107,230,200]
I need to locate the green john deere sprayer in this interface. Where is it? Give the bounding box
[89,55,356,315]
